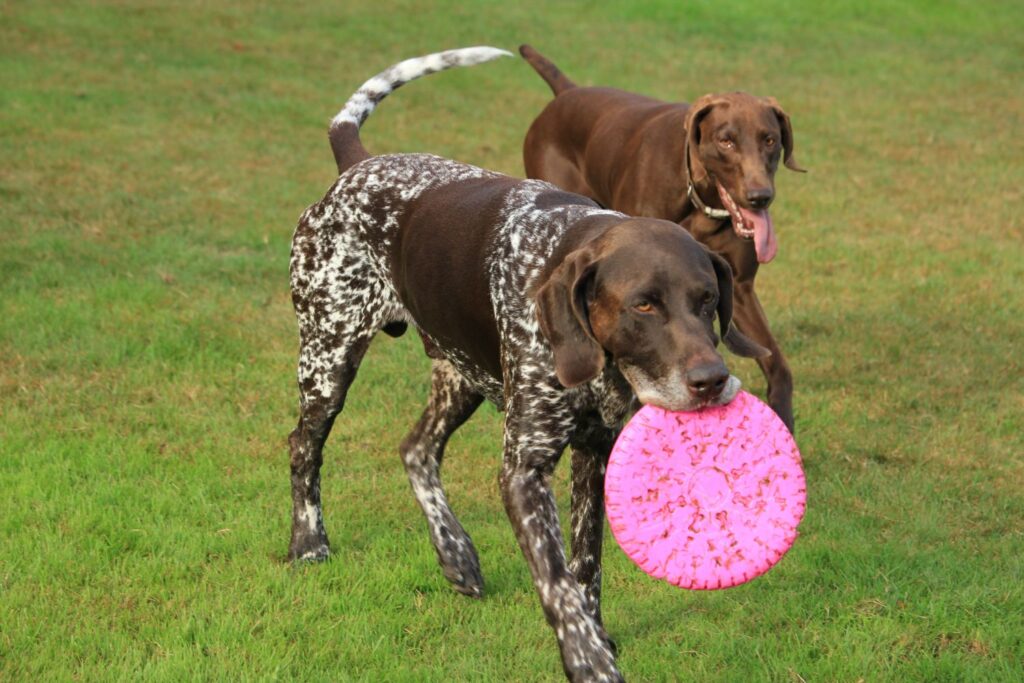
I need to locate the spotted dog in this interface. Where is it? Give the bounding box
[287,47,768,682]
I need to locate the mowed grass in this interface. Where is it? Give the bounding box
[1,0,1022,680]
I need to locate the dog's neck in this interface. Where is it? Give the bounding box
[684,140,731,221]
[687,182,730,220]
[533,212,625,292]
[587,362,638,427]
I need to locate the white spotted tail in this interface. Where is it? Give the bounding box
[329,47,512,173]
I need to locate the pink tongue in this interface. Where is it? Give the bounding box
[740,207,777,264]
[714,182,778,264]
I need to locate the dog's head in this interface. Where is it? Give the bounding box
[535,219,769,410]
[686,93,806,264]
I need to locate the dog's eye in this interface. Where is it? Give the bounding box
[764,136,776,148]
[633,300,654,314]
[718,138,735,150]
[701,292,716,315]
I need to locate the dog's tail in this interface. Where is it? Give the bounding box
[519,44,576,96]
[329,46,512,174]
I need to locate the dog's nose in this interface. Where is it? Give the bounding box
[746,188,773,209]
[686,363,729,401]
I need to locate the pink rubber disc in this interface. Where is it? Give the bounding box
[605,391,805,590]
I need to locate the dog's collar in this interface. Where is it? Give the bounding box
[684,138,731,221]
[687,183,731,220]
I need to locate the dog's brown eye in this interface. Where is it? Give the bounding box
[719,138,734,150]
[764,136,776,148]
[634,301,654,313]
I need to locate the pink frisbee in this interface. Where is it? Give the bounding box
[605,391,805,590]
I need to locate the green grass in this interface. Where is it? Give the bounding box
[2,0,1022,680]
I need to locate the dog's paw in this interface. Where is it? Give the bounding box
[450,576,484,598]
[568,661,624,683]
[559,613,624,683]
[440,550,485,598]
[289,545,330,563]
[288,531,331,563]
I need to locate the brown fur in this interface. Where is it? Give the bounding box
[520,44,805,430]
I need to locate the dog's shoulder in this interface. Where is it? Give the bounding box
[493,181,621,262]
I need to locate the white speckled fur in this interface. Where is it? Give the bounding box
[289,152,628,680]
[285,47,719,683]
[331,47,512,129]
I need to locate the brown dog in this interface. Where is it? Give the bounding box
[520,45,805,430]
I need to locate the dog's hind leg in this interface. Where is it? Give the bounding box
[287,218,401,561]
[287,323,376,562]
[400,360,485,597]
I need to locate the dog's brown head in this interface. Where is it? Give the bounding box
[535,219,769,410]
[685,93,806,264]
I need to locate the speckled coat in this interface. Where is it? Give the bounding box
[286,47,762,683]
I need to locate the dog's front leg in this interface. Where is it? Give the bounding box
[730,280,795,432]
[681,215,795,431]
[500,398,623,683]
[568,426,617,642]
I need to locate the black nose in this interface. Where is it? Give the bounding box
[686,363,729,400]
[746,188,773,209]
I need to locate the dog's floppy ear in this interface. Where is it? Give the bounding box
[765,96,806,173]
[705,249,771,359]
[685,94,727,184]
[535,248,605,387]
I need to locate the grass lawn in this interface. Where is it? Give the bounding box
[1,0,1022,680]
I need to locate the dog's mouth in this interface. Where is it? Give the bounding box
[716,182,777,264]
[622,365,743,412]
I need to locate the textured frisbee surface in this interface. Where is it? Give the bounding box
[605,391,805,590]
